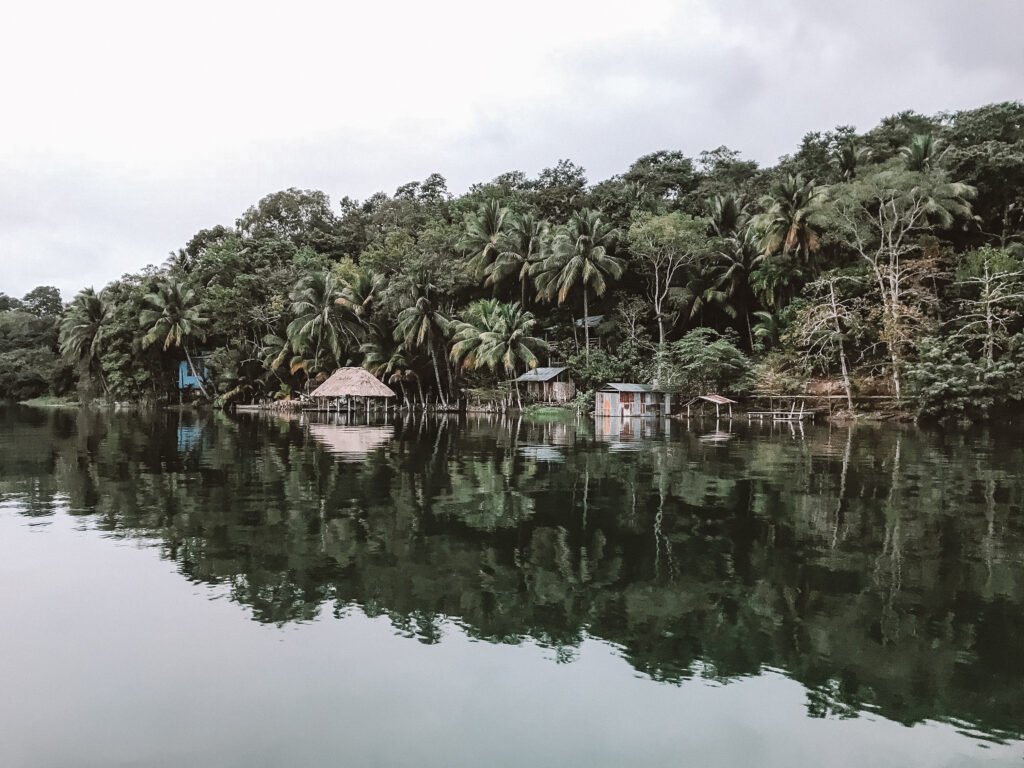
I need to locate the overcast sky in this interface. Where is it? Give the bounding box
[1,0,1021,299]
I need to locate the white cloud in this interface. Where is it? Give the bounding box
[1,0,1021,298]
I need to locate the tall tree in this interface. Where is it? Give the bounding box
[395,286,451,406]
[754,174,825,263]
[360,324,414,404]
[790,274,864,410]
[449,299,504,372]
[533,209,624,359]
[486,213,546,305]
[627,213,704,350]
[829,168,976,400]
[715,225,762,348]
[336,270,383,328]
[59,287,110,395]
[286,271,346,378]
[831,139,873,181]
[952,247,1024,366]
[707,193,748,237]
[462,200,510,280]
[21,286,63,318]
[139,279,209,398]
[900,134,947,172]
[451,301,546,407]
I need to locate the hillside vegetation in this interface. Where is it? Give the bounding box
[4,102,1024,421]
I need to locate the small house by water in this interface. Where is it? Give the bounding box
[308,367,397,412]
[595,383,672,418]
[177,357,208,390]
[514,366,576,403]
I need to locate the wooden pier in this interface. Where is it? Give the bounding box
[747,399,818,422]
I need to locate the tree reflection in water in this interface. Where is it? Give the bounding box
[1,405,1022,745]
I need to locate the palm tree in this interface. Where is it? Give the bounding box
[486,213,547,305]
[462,200,510,279]
[395,286,451,407]
[286,271,345,377]
[261,332,303,381]
[449,299,503,371]
[751,310,785,347]
[707,194,748,237]
[714,226,761,347]
[831,139,872,180]
[673,258,736,326]
[139,279,209,398]
[451,302,547,408]
[900,134,946,172]
[533,209,624,358]
[336,270,382,329]
[60,287,110,395]
[360,325,413,404]
[753,174,825,263]
[750,254,806,310]
[479,303,547,408]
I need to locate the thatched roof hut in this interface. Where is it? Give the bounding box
[309,367,397,400]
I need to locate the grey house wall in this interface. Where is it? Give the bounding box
[596,390,673,417]
[596,391,620,417]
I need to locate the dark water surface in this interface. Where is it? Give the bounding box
[1,405,1022,767]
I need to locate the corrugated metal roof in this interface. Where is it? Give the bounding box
[574,314,605,328]
[700,394,738,405]
[600,382,658,393]
[515,366,568,382]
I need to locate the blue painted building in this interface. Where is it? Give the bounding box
[177,359,208,390]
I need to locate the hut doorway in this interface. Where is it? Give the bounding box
[621,392,634,417]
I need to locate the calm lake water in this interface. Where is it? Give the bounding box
[1,405,1022,767]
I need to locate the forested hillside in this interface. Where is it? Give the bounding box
[4,102,1024,420]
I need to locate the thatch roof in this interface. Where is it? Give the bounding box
[309,367,396,398]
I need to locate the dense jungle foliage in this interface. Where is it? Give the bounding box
[4,102,1024,420]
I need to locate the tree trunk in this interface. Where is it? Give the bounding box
[583,290,590,361]
[829,283,854,412]
[92,359,111,398]
[184,346,209,399]
[984,282,995,367]
[656,313,666,385]
[838,335,853,412]
[890,343,902,403]
[430,344,448,408]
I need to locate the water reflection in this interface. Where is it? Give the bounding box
[307,423,394,460]
[1,405,1022,748]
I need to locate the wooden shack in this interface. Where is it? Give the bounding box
[307,367,397,413]
[595,383,671,418]
[514,366,576,403]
